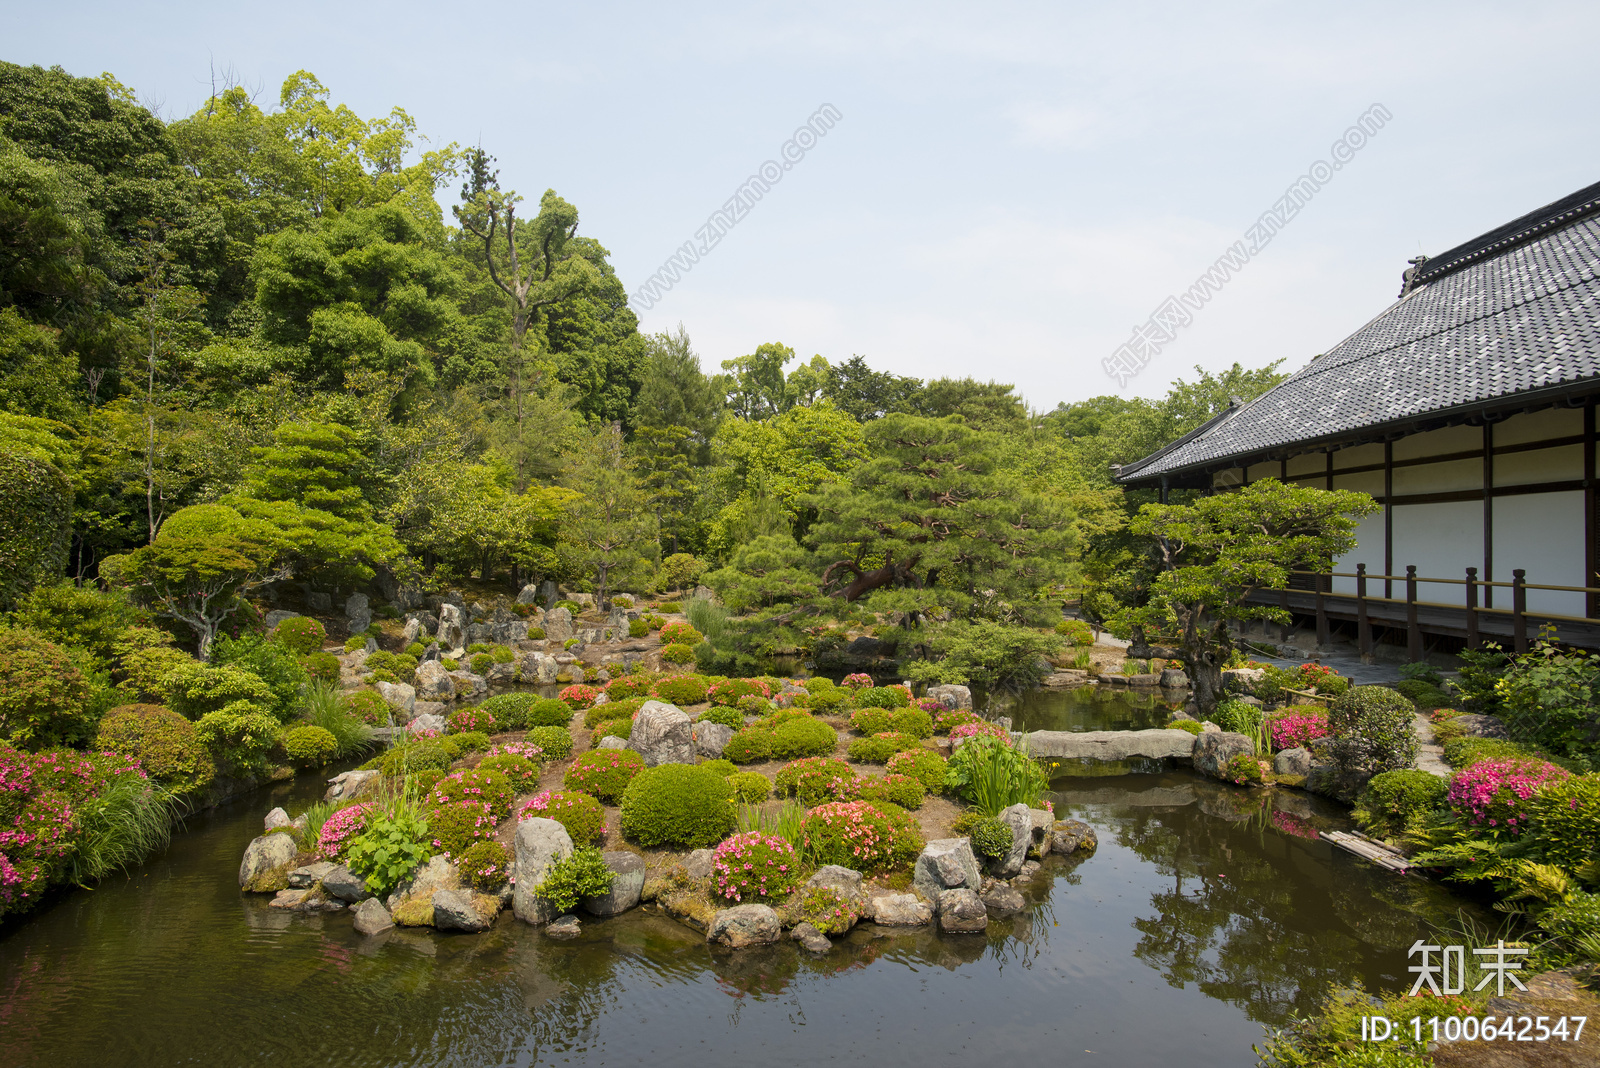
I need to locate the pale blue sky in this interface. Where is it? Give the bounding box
[9,1,1599,408]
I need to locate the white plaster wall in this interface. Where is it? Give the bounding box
[1389,501,1484,606]
[1332,511,1388,595]
[1492,491,1587,617]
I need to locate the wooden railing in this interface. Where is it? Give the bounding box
[1279,566,1600,656]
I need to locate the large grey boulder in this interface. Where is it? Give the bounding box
[1159,668,1190,689]
[401,617,424,646]
[1028,808,1054,857]
[937,888,989,933]
[866,891,933,926]
[692,720,735,759]
[1222,667,1266,695]
[581,851,646,916]
[1024,728,1197,761]
[410,713,447,734]
[345,592,371,635]
[1192,731,1257,781]
[805,865,867,930]
[925,684,973,711]
[352,898,394,935]
[491,617,528,645]
[432,889,495,932]
[993,803,1033,877]
[325,769,381,803]
[1273,747,1313,776]
[288,861,336,889]
[436,602,467,651]
[516,583,542,605]
[447,671,487,698]
[913,839,982,904]
[1051,819,1098,855]
[542,607,575,642]
[544,915,582,938]
[375,681,414,718]
[517,652,559,682]
[413,660,455,701]
[628,701,695,766]
[792,921,832,953]
[512,818,575,925]
[264,610,301,632]
[980,882,1026,915]
[707,904,780,948]
[385,855,458,920]
[239,833,298,891]
[1452,713,1510,740]
[263,807,291,831]
[321,865,371,903]
[597,736,628,750]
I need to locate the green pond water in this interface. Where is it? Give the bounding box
[0,688,1486,1068]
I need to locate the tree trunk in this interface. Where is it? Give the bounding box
[1189,653,1226,717]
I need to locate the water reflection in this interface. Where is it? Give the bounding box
[1001,683,1179,733]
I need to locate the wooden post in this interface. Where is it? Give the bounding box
[1356,563,1372,661]
[1314,570,1329,648]
[1513,569,1528,653]
[1280,587,1292,643]
[1406,565,1422,662]
[1465,566,1480,650]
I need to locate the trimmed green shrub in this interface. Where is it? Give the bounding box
[424,799,498,859]
[710,831,800,903]
[473,693,534,731]
[698,706,745,730]
[628,619,649,638]
[660,642,695,665]
[195,708,280,776]
[885,748,948,793]
[0,626,93,749]
[586,697,643,728]
[1168,718,1205,736]
[477,752,539,790]
[440,657,460,671]
[859,772,926,810]
[1328,686,1420,776]
[470,653,492,674]
[736,693,772,715]
[459,840,512,891]
[1353,769,1449,839]
[593,719,632,741]
[342,689,391,726]
[723,726,775,763]
[772,716,838,759]
[520,789,605,843]
[273,616,325,655]
[439,731,491,759]
[281,725,339,767]
[554,599,582,613]
[651,674,709,705]
[428,767,515,820]
[1393,678,1450,709]
[524,726,574,760]
[302,651,340,683]
[847,732,921,763]
[604,675,652,701]
[345,811,432,897]
[700,758,738,776]
[803,677,835,694]
[969,816,1012,859]
[849,708,894,735]
[800,800,923,872]
[405,642,426,657]
[1222,752,1264,785]
[526,627,546,640]
[533,846,614,913]
[94,704,215,795]
[659,621,701,645]
[1441,735,1560,770]
[891,707,934,739]
[377,741,451,777]
[619,763,736,848]
[807,688,851,714]
[856,686,909,710]
[934,708,982,735]
[564,749,646,804]
[1524,773,1600,872]
[726,771,772,803]
[526,697,576,728]
[658,601,683,613]
[559,684,601,710]
[801,884,858,934]
[344,636,367,653]
[774,757,858,806]
[448,706,495,734]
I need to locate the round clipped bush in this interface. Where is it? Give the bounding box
[521,789,605,843]
[1222,753,1264,786]
[1327,686,1421,777]
[807,688,851,714]
[859,772,926,810]
[342,689,390,726]
[477,752,539,790]
[628,619,649,638]
[448,705,495,734]
[426,799,499,859]
[429,767,515,820]
[659,621,701,645]
[405,642,426,657]
[934,708,982,735]
[772,716,838,759]
[564,748,646,804]
[273,616,325,655]
[698,706,745,730]
[559,684,601,710]
[527,626,546,640]
[619,763,736,848]
[660,643,695,665]
[651,674,709,706]
[0,626,93,750]
[711,831,800,903]
[847,732,921,763]
[856,686,909,710]
[604,675,651,701]
[709,678,771,707]
[524,698,575,728]
[586,697,643,728]
[1525,773,1600,872]
[969,816,1012,859]
[723,726,775,764]
[470,653,492,674]
[736,694,772,716]
[94,704,215,795]
[885,748,948,793]
[803,677,835,694]
[477,692,546,731]
[441,731,491,759]
[890,707,933,739]
[700,758,737,777]
[800,800,923,872]
[458,840,512,891]
[315,802,372,860]
[850,708,894,735]
[377,740,451,777]
[840,673,874,690]
[281,725,339,767]
[525,726,573,760]
[1354,769,1449,839]
[302,651,340,683]
[593,718,633,741]
[774,757,858,806]
[726,771,772,803]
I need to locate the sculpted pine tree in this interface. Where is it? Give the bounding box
[568,424,658,608]
[1112,479,1377,715]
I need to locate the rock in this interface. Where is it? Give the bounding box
[287,861,336,889]
[516,583,542,605]
[581,851,646,916]
[981,882,1026,915]
[1273,747,1313,776]
[926,683,973,710]
[542,607,575,642]
[345,592,371,635]
[432,889,495,932]
[410,713,447,734]
[1159,668,1189,688]
[1018,859,1040,878]
[537,580,558,607]
[937,888,989,933]
[325,769,381,803]
[263,807,290,831]
[1028,808,1054,857]
[1222,667,1266,695]
[414,660,455,701]
[401,617,423,645]
[436,603,467,651]
[691,584,717,602]
[446,671,487,698]
[628,700,695,766]
[866,891,933,926]
[682,848,715,882]
[465,622,494,646]
[307,590,332,612]
[264,610,301,632]
[708,904,780,948]
[517,652,560,682]
[239,833,298,892]
[1192,731,1257,780]
[1023,728,1198,761]
[321,865,371,903]
[993,804,1032,877]
[804,865,867,929]
[269,889,311,910]
[597,736,628,750]
[352,898,394,935]
[1051,819,1098,854]
[691,720,734,759]
[491,618,528,645]
[791,922,832,953]
[512,818,575,925]
[1124,673,1162,687]
[1451,713,1510,740]
[544,915,582,938]
[385,855,459,926]
[913,839,982,903]
[290,813,308,833]
[375,681,414,718]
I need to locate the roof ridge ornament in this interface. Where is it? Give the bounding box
[1398,254,1430,298]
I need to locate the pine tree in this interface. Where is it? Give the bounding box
[567,423,658,606]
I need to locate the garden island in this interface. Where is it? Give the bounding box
[1,60,1598,1068]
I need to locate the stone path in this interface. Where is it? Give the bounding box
[1412,713,1452,779]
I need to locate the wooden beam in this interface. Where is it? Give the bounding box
[1384,441,1393,599]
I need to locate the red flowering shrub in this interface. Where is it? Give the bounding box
[604,675,652,700]
[840,673,873,690]
[1448,759,1570,834]
[520,789,605,843]
[709,678,772,706]
[1269,710,1331,751]
[316,802,373,860]
[948,721,1011,745]
[711,831,800,902]
[447,705,496,734]
[0,743,77,917]
[934,708,983,735]
[800,799,923,872]
[427,799,499,859]
[658,621,701,645]
[563,749,646,804]
[428,767,514,820]
[558,684,601,710]
[774,757,858,805]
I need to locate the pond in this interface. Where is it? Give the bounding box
[0,690,1486,1068]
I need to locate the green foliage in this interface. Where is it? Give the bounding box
[1222,752,1264,785]
[586,697,642,727]
[563,748,646,804]
[846,732,920,763]
[9,584,137,667]
[723,726,775,763]
[1327,686,1420,777]
[209,633,310,719]
[771,715,837,759]
[735,800,807,848]
[1353,770,1449,840]
[628,619,649,638]
[650,672,709,706]
[458,840,512,891]
[726,771,772,803]
[859,772,925,809]
[1488,639,1600,761]
[376,740,450,777]
[0,451,71,611]
[885,748,947,793]
[1213,698,1262,735]
[619,763,736,848]
[94,704,215,795]
[272,616,325,655]
[660,642,695,664]
[1523,773,1600,872]
[476,692,544,731]
[302,651,340,682]
[854,685,908,710]
[697,706,744,730]
[1253,980,1471,1067]
[969,816,1012,859]
[428,767,514,820]
[438,731,490,759]
[194,707,280,777]
[945,735,1047,814]
[161,659,275,722]
[423,799,500,858]
[346,810,433,898]
[521,790,605,843]
[524,726,573,760]
[904,619,1064,690]
[800,884,857,935]
[280,724,339,767]
[67,755,180,884]
[0,625,92,749]
[526,697,575,728]
[1169,718,1204,736]
[800,799,923,872]
[533,846,615,914]
[700,758,737,777]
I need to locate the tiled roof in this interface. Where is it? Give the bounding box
[1119,197,1600,483]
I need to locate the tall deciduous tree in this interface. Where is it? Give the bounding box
[566,423,657,607]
